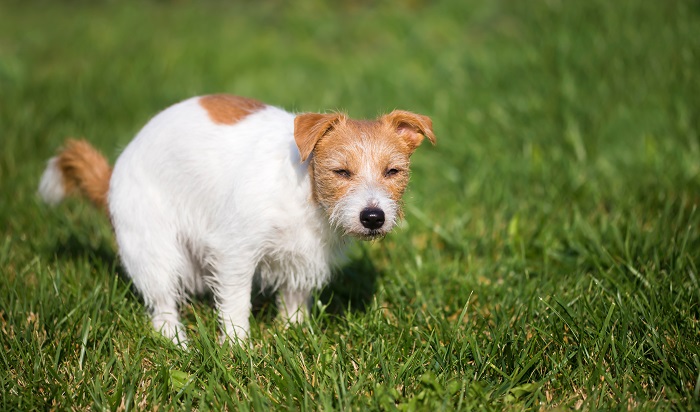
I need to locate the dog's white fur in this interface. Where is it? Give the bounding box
[40,95,435,345]
[39,157,67,205]
[113,99,347,344]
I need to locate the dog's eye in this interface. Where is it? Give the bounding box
[334,169,352,178]
[384,168,401,177]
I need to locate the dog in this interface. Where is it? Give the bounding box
[39,94,435,345]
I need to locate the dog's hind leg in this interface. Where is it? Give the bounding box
[115,226,190,347]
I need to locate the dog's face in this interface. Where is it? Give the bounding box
[295,110,435,239]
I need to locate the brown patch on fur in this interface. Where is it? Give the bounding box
[57,139,112,211]
[199,94,265,125]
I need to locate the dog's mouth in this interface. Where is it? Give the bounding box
[355,229,386,241]
[326,198,398,241]
[345,227,388,241]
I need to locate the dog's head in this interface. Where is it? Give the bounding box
[294,110,436,240]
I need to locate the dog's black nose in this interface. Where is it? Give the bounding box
[360,207,385,230]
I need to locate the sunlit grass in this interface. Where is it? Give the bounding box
[1,0,699,409]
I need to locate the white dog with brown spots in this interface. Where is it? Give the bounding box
[39,94,436,345]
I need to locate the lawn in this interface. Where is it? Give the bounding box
[1,0,699,410]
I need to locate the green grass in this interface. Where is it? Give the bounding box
[1,0,699,409]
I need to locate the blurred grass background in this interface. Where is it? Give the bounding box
[1,0,699,409]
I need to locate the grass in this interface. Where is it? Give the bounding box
[1,0,699,409]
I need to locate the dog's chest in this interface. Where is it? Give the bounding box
[256,208,342,291]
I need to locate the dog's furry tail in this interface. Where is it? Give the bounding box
[39,139,112,211]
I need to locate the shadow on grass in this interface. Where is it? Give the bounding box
[51,232,118,271]
[318,256,380,315]
[250,256,381,324]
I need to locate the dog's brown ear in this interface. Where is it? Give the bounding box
[382,110,436,150]
[294,113,346,162]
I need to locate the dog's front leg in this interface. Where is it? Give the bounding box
[214,260,256,344]
[278,287,311,325]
